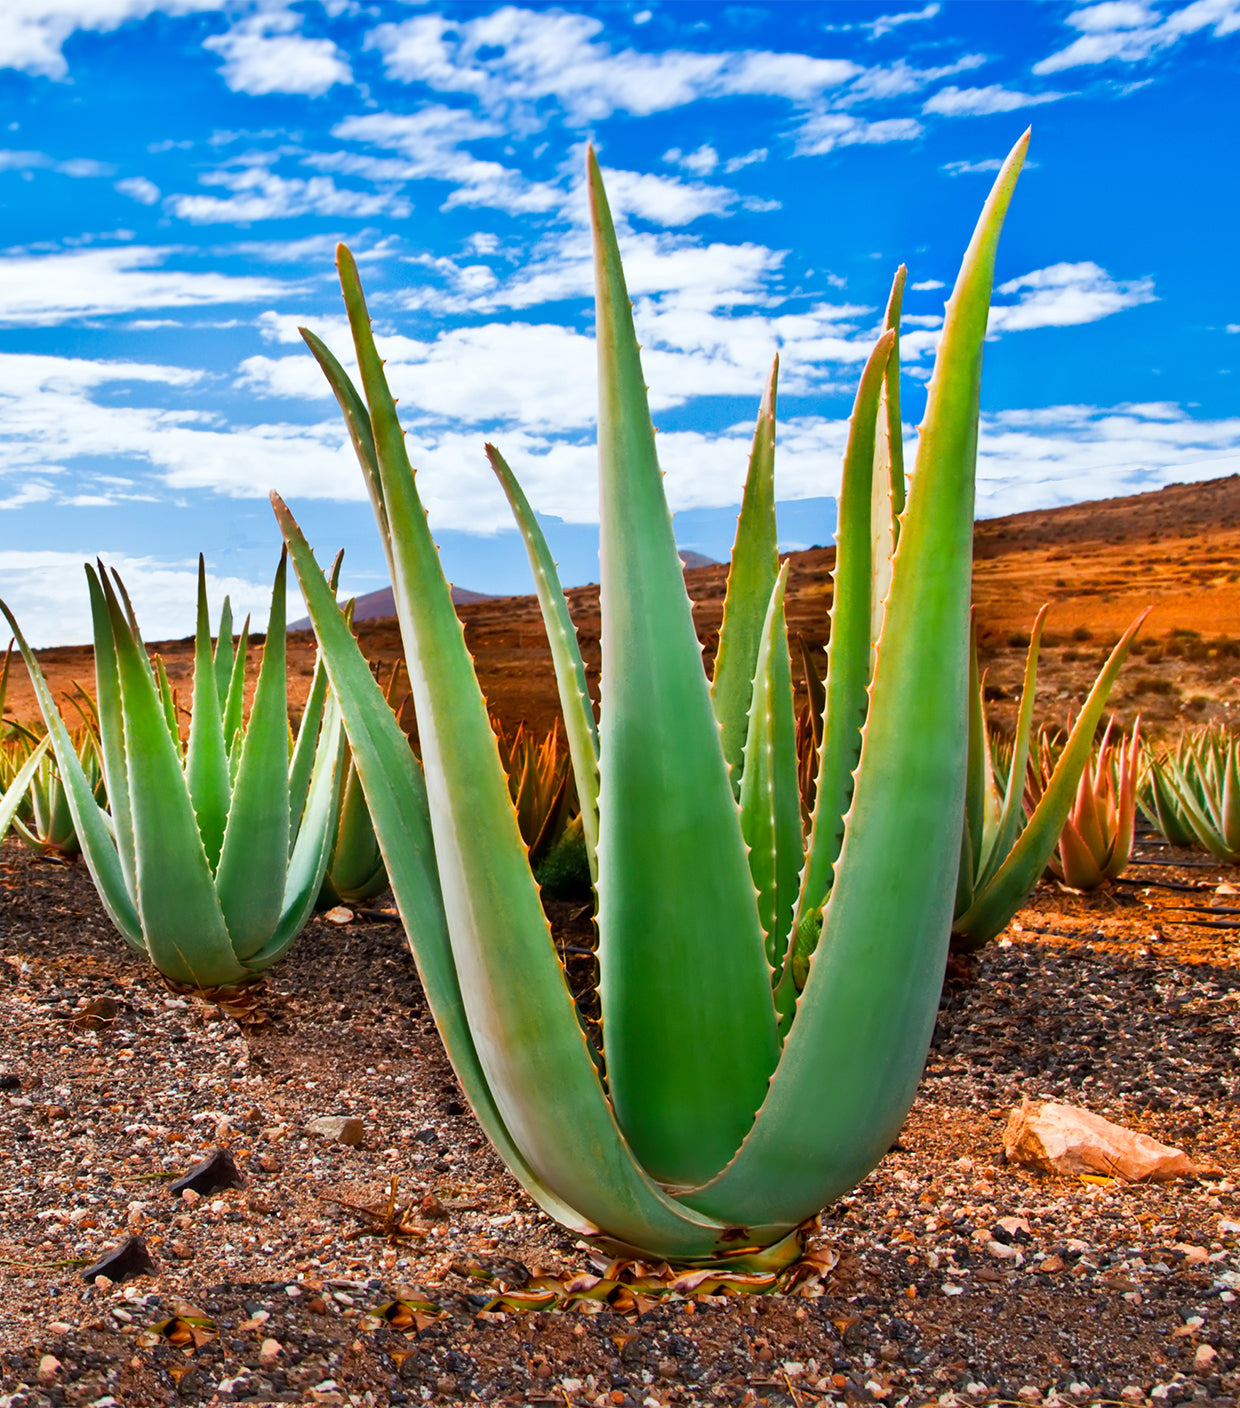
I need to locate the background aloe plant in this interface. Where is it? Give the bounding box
[950,608,1146,949]
[1026,716,1140,890]
[274,137,1028,1263]
[0,556,344,1007]
[1140,724,1240,861]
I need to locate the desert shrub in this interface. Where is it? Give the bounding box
[1072,625,1093,642]
[1134,677,1177,696]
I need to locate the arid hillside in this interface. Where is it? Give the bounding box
[9,473,1240,742]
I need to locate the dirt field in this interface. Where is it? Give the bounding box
[2,475,1240,1405]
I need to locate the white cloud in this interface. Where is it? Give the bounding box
[664,144,718,176]
[794,113,923,155]
[0,0,224,79]
[203,8,352,96]
[115,175,160,204]
[1035,0,1240,73]
[1068,2,1158,31]
[0,350,365,532]
[923,84,1065,116]
[167,164,411,224]
[724,148,768,174]
[989,261,1157,333]
[910,279,945,291]
[0,551,279,649]
[942,157,1004,176]
[842,53,987,103]
[597,168,738,226]
[972,402,1240,518]
[863,4,942,39]
[0,146,113,178]
[366,8,861,124]
[0,244,288,323]
[330,108,560,215]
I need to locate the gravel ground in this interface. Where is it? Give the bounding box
[2,837,1239,1408]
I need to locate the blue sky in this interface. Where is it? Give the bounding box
[0,0,1236,645]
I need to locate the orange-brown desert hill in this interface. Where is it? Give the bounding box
[9,473,1240,743]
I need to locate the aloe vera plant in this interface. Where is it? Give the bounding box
[1027,716,1141,890]
[1141,724,1240,862]
[0,557,345,1004]
[274,138,1028,1263]
[950,609,1146,948]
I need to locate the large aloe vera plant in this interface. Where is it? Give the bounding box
[273,139,1028,1263]
[0,557,344,1002]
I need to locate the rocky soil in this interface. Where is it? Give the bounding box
[2,833,1239,1408]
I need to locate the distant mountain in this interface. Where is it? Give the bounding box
[287,582,493,632]
[288,558,719,631]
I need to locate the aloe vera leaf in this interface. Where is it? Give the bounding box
[213,596,234,707]
[963,616,989,884]
[711,359,779,794]
[797,635,826,748]
[323,735,387,900]
[588,148,778,1188]
[275,490,736,1258]
[299,327,392,559]
[214,554,293,964]
[250,691,345,969]
[222,615,249,755]
[85,566,138,899]
[687,132,1030,1231]
[289,654,330,846]
[1056,814,1106,889]
[184,557,231,873]
[99,569,237,986]
[152,655,180,747]
[1222,739,1240,856]
[1072,721,1109,862]
[1105,723,1139,879]
[738,564,801,983]
[796,328,895,923]
[0,733,52,840]
[307,240,747,1249]
[485,443,600,881]
[0,594,144,951]
[953,605,1148,947]
[870,265,906,652]
[975,605,1048,892]
[1176,768,1238,861]
[288,550,343,848]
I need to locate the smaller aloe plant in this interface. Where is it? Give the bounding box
[0,556,345,1010]
[316,662,405,910]
[2,685,106,860]
[1140,725,1240,862]
[1027,716,1140,890]
[0,644,54,849]
[950,608,1146,950]
[492,719,590,895]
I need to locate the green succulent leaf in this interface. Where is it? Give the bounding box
[589,148,778,1188]
[485,442,600,883]
[711,359,779,795]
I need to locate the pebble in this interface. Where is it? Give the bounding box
[306,1115,365,1146]
[36,1356,60,1382]
[259,1337,282,1364]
